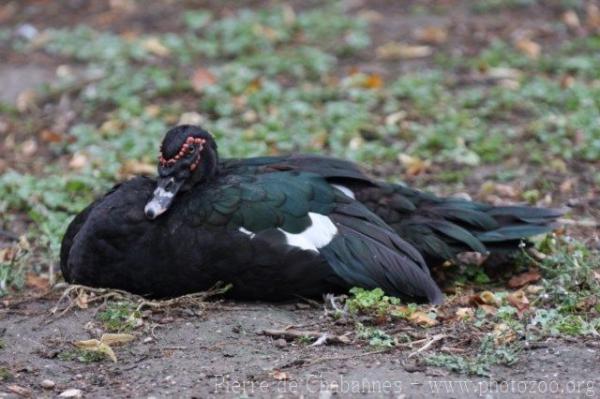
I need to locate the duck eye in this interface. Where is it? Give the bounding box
[188,146,195,155]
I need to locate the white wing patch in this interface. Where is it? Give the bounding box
[238,227,256,238]
[332,184,355,199]
[279,212,338,253]
[238,213,337,253]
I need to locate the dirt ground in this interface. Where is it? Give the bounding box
[2,294,599,398]
[1,0,599,398]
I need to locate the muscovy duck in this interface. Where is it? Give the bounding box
[61,125,563,303]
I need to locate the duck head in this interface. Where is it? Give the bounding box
[144,125,219,219]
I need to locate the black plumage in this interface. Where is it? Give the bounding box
[61,125,563,303]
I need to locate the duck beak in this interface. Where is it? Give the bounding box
[144,176,185,219]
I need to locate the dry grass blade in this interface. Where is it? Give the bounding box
[74,339,118,362]
[73,333,136,363]
[49,283,232,319]
[101,333,136,346]
[261,328,352,345]
[408,334,447,358]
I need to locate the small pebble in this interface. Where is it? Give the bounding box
[16,24,38,40]
[274,338,287,348]
[40,379,55,389]
[59,388,82,398]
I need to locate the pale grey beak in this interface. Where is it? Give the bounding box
[144,177,185,219]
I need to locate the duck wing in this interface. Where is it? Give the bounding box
[220,154,373,183]
[186,171,442,303]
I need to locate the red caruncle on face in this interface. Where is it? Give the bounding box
[158,136,206,171]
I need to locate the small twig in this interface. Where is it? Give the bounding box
[48,262,55,288]
[293,295,321,308]
[312,333,336,347]
[281,321,321,330]
[160,346,187,351]
[408,334,446,358]
[396,337,428,348]
[439,346,467,354]
[308,349,389,366]
[261,328,351,345]
[48,283,231,320]
[523,341,549,350]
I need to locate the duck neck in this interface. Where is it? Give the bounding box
[190,146,219,187]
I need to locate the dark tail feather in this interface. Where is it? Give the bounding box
[359,183,565,264]
[475,206,565,254]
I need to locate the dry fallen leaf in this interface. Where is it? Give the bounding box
[75,290,89,309]
[507,270,541,289]
[0,3,17,23]
[493,323,517,346]
[21,139,37,156]
[398,153,431,176]
[486,67,523,80]
[0,248,12,262]
[409,311,438,327]
[191,68,216,93]
[246,78,262,94]
[25,272,49,291]
[480,181,519,199]
[253,24,279,41]
[413,26,448,44]
[178,111,204,126]
[69,153,88,170]
[74,333,135,363]
[142,37,170,57]
[562,10,581,29]
[576,295,598,311]
[242,109,258,123]
[507,290,530,312]
[455,307,474,320]
[515,38,541,59]
[16,89,37,112]
[479,291,500,306]
[376,42,432,60]
[282,4,296,25]
[478,304,497,316]
[349,136,364,151]
[100,118,124,134]
[120,160,155,176]
[357,9,383,22]
[498,79,520,90]
[456,252,488,266]
[560,74,575,89]
[100,333,136,346]
[587,4,600,30]
[526,285,543,295]
[144,104,161,117]
[362,73,383,89]
[272,370,289,381]
[40,129,64,143]
[75,339,117,362]
[385,111,406,126]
